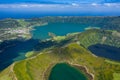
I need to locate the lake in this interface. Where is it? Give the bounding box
[0,22,90,71]
[49,63,88,80]
[0,22,119,71]
[31,23,89,39]
[0,39,39,71]
[88,44,120,61]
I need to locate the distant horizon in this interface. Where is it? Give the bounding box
[0,0,120,18]
[0,16,120,20]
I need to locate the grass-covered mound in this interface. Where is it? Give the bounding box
[72,29,120,48]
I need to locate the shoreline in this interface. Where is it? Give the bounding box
[0,21,48,44]
[71,63,94,80]
[43,62,94,80]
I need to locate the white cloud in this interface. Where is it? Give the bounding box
[0,4,62,8]
[104,3,120,7]
[91,3,98,6]
[0,3,120,9]
[71,3,79,6]
[20,4,29,7]
[90,3,120,8]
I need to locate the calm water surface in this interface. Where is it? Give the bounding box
[0,22,119,71]
[31,23,89,39]
[49,63,88,80]
[0,39,39,70]
[88,44,120,61]
[0,23,89,71]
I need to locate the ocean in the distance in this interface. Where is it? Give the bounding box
[0,11,120,19]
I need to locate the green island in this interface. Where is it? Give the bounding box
[0,17,120,80]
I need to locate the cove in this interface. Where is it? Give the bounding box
[0,22,91,71]
[0,39,39,71]
[31,23,89,40]
[49,63,88,80]
[88,44,120,61]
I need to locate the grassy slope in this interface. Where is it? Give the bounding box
[105,60,120,65]
[0,68,12,80]
[113,73,120,80]
[0,64,15,80]
[0,43,120,80]
[0,29,120,80]
[73,29,120,48]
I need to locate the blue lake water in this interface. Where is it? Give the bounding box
[49,63,88,80]
[88,44,120,61]
[0,22,120,71]
[31,23,89,39]
[0,39,39,71]
[0,23,89,71]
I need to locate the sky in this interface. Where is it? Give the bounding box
[0,0,120,18]
[0,0,120,4]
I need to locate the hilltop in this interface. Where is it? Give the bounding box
[0,29,120,80]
